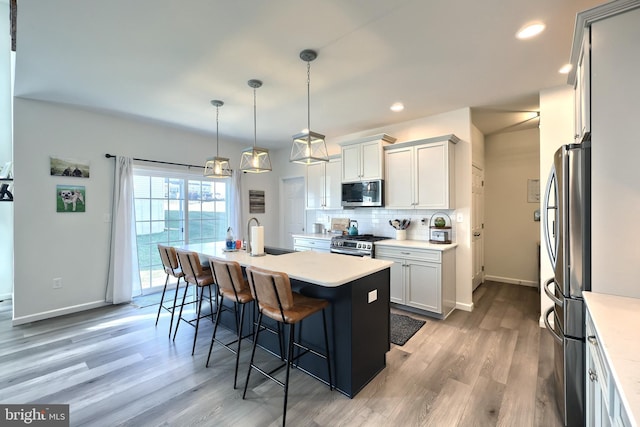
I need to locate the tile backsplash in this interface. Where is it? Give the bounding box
[306,208,457,242]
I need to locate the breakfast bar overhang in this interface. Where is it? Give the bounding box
[182,243,392,398]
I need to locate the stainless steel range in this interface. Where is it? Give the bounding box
[330,235,389,257]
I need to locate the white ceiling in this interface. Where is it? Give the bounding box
[13,0,605,147]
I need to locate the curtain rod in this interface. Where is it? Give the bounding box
[104,153,204,169]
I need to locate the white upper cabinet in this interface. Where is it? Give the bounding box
[340,134,396,183]
[574,30,591,142]
[385,135,458,209]
[306,157,341,210]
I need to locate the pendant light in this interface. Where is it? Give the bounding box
[290,49,328,165]
[239,79,272,173]
[203,100,232,178]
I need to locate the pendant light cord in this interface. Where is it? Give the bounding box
[307,61,311,136]
[215,105,220,156]
[253,87,257,148]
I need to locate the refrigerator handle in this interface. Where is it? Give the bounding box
[543,277,563,307]
[543,306,563,344]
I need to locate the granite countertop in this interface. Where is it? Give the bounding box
[374,239,458,251]
[583,291,640,425]
[180,241,392,287]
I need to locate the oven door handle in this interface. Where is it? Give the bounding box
[543,306,563,344]
[543,277,563,307]
[330,248,364,256]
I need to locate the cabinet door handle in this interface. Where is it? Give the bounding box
[588,368,598,382]
[401,252,411,255]
[587,335,597,345]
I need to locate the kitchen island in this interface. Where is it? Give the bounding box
[181,242,393,398]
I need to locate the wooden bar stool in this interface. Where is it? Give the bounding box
[156,245,185,338]
[243,266,332,427]
[174,249,216,355]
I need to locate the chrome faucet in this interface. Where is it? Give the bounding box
[246,217,260,254]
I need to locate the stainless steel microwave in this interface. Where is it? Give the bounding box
[341,180,384,207]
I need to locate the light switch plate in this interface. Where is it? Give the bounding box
[368,289,378,303]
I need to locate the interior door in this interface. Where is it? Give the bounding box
[472,165,485,290]
[280,176,305,249]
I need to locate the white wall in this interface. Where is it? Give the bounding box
[0,0,13,301]
[12,98,247,324]
[539,85,574,323]
[277,107,475,312]
[484,128,540,286]
[11,98,474,322]
[590,8,640,298]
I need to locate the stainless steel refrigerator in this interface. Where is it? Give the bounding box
[542,142,591,427]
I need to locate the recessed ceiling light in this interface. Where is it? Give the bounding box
[559,64,572,74]
[390,102,404,112]
[516,22,545,39]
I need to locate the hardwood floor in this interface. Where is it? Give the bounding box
[0,281,563,426]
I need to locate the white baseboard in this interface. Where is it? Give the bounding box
[12,300,110,326]
[539,315,554,329]
[484,275,538,288]
[455,301,474,312]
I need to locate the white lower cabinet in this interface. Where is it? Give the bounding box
[585,308,631,427]
[376,245,456,318]
[293,236,331,253]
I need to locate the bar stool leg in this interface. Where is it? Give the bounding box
[206,293,225,368]
[192,286,205,355]
[282,323,296,427]
[322,309,332,390]
[243,311,263,400]
[234,303,246,389]
[168,278,181,338]
[173,282,191,341]
[155,274,170,327]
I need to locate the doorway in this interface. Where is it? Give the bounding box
[279,176,305,249]
[472,164,485,290]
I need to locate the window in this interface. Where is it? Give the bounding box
[134,168,230,292]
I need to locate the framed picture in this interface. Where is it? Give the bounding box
[50,156,90,178]
[249,190,265,214]
[56,185,86,213]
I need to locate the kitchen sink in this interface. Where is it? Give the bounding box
[263,246,294,256]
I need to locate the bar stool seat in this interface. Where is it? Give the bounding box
[174,249,216,355]
[243,266,332,427]
[156,244,185,338]
[206,258,255,388]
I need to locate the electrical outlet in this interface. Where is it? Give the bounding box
[53,278,63,289]
[368,289,378,303]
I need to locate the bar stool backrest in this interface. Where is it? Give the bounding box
[158,244,183,278]
[246,266,294,313]
[211,259,247,295]
[176,250,205,285]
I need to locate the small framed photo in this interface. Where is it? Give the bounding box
[57,185,86,213]
[50,156,90,178]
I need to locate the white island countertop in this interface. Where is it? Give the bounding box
[181,242,392,288]
[583,291,640,426]
[374,239,457,251]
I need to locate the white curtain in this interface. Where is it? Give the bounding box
[106,156,141,304]
[229,170,244,240]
